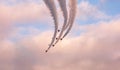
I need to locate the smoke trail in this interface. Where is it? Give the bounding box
[54,0,68,45]
[43,0,59,52]
[61,0,77,39]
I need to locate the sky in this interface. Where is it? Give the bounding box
[0,0,120,70]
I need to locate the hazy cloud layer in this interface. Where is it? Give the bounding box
[0,17,120,70]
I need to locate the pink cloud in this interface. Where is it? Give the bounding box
[1,17,120,70]
[0,40,15,70]
[0,2,50,40]
[0,2,49,22]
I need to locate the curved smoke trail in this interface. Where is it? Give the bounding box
[43,0,59,52]
[54,0,68,45]
[61,0,77,39]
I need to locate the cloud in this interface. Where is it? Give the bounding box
[1,16,120,70]
[100,0,106,3]
[0,0,42,4]
[77,1,110,20]
[0,1,49,22]
[0,1,50,40]
[0,40,15,70]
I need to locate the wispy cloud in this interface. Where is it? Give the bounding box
[77,1,110,20]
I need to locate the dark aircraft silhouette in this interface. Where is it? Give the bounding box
[45,50,48,52]
[58,30,60,32]
[56,38,58,40]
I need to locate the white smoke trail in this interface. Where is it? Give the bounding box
[61,0,77,39]
[43,0,59,52]
[54,0,68,45]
